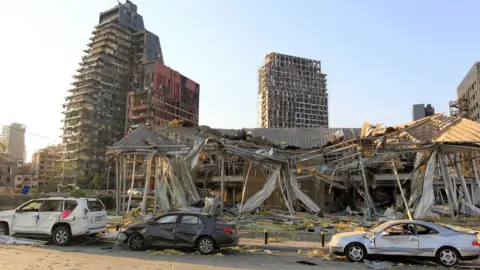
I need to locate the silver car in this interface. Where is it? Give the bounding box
[328,219,480,267]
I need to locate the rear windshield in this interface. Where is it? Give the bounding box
[87,200,105,211]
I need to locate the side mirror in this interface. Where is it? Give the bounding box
[380,231,389,237]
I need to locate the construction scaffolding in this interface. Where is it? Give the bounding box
[60,1,163,184]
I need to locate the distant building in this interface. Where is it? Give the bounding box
[450,62,480,121]
[125,61,200,133]
[258,52,328,128]
[412,104,435,121]
[0,153,19,188]
[32,145,63,187]
[0,122,26,161]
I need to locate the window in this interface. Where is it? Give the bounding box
[42,200,62,212]
[64,200,78,211]
[87,200,105,211]
[20,200,42,212]
[415,225,439,235]
[181,215,202,225]
[383,223,414,236]
[156,215,178,224]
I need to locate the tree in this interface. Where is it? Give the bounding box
[90,173,104,190]
[0,142,5,153]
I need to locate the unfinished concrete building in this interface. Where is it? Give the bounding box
[125,61,200,133]
[258,53,328,128]
[61,0,163,184]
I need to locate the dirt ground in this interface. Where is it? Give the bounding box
[0,245,235,270]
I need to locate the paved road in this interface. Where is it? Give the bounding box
[0,241,440,270]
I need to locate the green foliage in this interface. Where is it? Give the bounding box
[89,173,104,190]
[0,142,5,153]
[69,189,87,198]
[31,189,40,199]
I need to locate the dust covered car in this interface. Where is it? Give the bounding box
[328,219,480,267]
[117,212,239,254]
[0,197,107,246]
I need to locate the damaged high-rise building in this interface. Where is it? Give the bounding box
[125,61,200,134]
[258,52,328,128]
[61,0,163,183]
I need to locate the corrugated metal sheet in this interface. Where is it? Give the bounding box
[244,128,360,149]
[153,126,360,149]
[112,126,180,148]
[435,118,480,144]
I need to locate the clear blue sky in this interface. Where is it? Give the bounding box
[1,0,478,159]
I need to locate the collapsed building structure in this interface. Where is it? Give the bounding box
[108,113,480,220]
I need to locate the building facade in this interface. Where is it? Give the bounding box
[412,104,435,121]
[32,145,63,187]
[0,154,19,188]
[0,123,26,161]
[258,52,328,128]
[61,1,163,183]
[125,61,200,133]
[450,62,480,121]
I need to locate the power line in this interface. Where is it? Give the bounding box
[0,124,61,143]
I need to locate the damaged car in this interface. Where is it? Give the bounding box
[0,197,107,246]
[328,219,480,267]
[117,212,238,254]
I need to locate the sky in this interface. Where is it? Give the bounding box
[1,0,479,161]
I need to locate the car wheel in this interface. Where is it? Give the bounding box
[52,226,72,246]
[0,223,9,236]
[436,247,459,267]
[128,234,146,251]
[346,243,366,262]
[197,236,215,255]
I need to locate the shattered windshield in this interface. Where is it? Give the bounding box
[366,220,390,233]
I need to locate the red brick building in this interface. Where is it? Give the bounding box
[126,61,200,133]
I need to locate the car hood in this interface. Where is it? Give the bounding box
[0,210,15,218]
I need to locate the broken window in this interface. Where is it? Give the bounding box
[42,200,62,212]
[156,215,178,224]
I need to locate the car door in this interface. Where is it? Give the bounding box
[11,200,43,233]
[175,215,205,247]
[374,223,419,255]
[415,224,440,257]
[37,200,63,234]
[149,214,178,247]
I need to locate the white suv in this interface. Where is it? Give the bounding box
[0,197,107,246]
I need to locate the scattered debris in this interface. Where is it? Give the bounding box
[0,236,47,246]
[296,260,317,266]
[364,259,395,270]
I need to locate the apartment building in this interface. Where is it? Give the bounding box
[0,123,26,161]
[258,52,328,128]
[32,145,63,186]
[125,61,200,133]
[61,1,163,183]
[0,154,19,188]
[450,62,480,121]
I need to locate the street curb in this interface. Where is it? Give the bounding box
[237,243,329,253]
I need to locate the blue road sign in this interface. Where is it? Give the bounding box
[21,185,30,195]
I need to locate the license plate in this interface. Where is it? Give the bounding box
[95,216,104,222]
